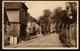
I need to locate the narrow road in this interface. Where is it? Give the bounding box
[5,33,67,48]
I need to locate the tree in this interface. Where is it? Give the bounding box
[65,2,77,24]
[43,9,52,18]
[38,9,52,34]
[51,7,65,32]
[51,7,70,32]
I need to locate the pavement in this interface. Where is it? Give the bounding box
[4,33,67,48]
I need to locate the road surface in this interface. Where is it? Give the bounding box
[5,33,67,48]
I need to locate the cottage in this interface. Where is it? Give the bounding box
[26,14,39,39]
[27,15,37,28]
[4,2,28,44]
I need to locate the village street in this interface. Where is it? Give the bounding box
[3,2,77,49]
[5,33,68,48]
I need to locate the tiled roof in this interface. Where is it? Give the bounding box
[4,2,28,23]
[4,2,28,10]
[27,16,37,22]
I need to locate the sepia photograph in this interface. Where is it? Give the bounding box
[2,1,79,49]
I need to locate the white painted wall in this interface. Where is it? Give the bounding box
[27,21,32,28]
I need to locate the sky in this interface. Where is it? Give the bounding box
[25,1,67,20]
[2,1,78,20]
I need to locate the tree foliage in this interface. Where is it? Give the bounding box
[38,2,77,33]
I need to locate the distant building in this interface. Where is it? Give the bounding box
[4,2,28,45]
[36,23,41,35]
[26,15,37,37]
[50,21,56,33]
[27,15,37,28]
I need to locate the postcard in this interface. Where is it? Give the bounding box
[2,0,79,50]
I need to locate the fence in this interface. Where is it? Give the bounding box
[59,22,77,47]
